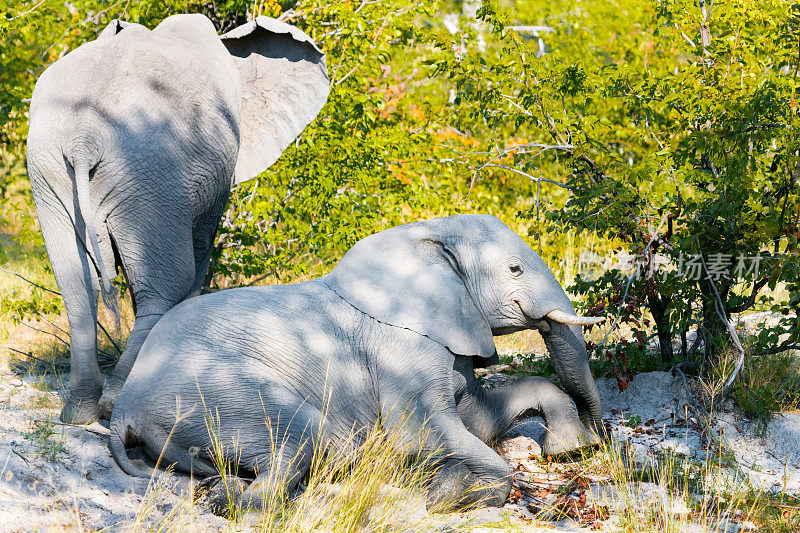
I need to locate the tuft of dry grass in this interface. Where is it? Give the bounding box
[499,434,763,533]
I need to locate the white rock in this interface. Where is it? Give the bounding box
[598,371,692,424]
[498,435,542,461]
[765,412,800,469]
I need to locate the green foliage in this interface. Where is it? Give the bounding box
[1,0,797,387]
[215,0,441,281]
[0,233,61,335]
[623,413,642,429]
[425,0,799,368]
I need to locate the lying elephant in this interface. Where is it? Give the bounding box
[110,214,603,510]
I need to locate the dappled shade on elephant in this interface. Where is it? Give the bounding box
[26,14,329,424]
[109,214,604,512]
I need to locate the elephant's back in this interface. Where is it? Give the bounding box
[32,14,238,121]
[122,280,362,398]
[29,14,239,187]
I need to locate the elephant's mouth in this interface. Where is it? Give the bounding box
[515,300,551,334]
[515,301,604,332]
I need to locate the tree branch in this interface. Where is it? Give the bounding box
[1,267,121,353]
[756,335,800,356]
[599,212,670,349]
[729,277,769,314]
[97,321,122,355]
[20,322,69,347]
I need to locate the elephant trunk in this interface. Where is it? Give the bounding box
[540,321,604,436]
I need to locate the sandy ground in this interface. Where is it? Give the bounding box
[0,361,795,531]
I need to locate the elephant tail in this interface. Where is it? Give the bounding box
[74,162,120,328]
[109,410,154,479]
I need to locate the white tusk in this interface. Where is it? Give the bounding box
[546,309,605,326]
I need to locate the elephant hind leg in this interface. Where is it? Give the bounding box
[98,217,198,418]
[240,439,314,511]
[32,178,102,424]
[189,190,230,296]
[197,435,315,516]
[193,387,324,516]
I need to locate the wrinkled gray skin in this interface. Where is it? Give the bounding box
[26,14,329,424]
[110,214,602,511]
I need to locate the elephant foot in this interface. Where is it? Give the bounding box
[541,422,601,459]
[60,396,101,425]
[98,387,122,420]
[194,475,249,517]
[426,461,510,512]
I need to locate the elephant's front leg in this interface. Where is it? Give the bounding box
[405,403,513,510]
[452,355,599,457]
[378,342,512,510]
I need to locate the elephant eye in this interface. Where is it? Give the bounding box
[509,264,523,276]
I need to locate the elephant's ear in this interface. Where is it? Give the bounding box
[220,17,329,184]
[324,223,495,359]
[98,19,147,39]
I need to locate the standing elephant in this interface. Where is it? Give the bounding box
[26,14,328,423]
[109,214,603,511]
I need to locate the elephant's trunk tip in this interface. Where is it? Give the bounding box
[546,309,604,326]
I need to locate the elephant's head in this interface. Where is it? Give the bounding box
[324,214,604,434]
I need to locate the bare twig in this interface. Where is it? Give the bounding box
[536,163,542,254]
[1,267,122,352]
[277,9,303,22]
[695,239,746,399]
[698,0,711,50]
[11,449,30,465]
[334,65,359,86]
[0,345,35,359]
[645,114,665,150]
[244,255,297,287]
[0,268,60,297]
[480,164,571,189]
[729,277,769,314]
[10,0,46,19]
[96,321,122,354]
[20,322,69,347]
[687,329,703,360]
[463,142,575,191]
[439,143,575,159]
[506,25,554,35]
[34,312,68,337]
